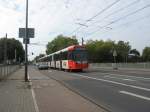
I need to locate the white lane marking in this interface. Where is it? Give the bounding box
[70,73,150,92]
[119,91,150,101]
[28,74,40,112]
[128,71,137,74]
[103,73,150,80]
[104,75,136,81]
[123,79,135,81]
[104,75,120,79]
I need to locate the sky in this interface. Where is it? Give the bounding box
[0,0,150,60]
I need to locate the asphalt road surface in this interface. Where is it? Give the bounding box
[37,67,150,112]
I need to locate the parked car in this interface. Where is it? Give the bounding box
[38,64,49,70]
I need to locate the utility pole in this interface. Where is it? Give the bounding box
[25,0,29,82]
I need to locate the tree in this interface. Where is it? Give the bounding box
[129,49,140,56]
[116,41,131,62]
[34,54,45,62]
[98,40,115,62]
[86,39,115,62]
[142,47,150,61]
[128,49,140,62]
[85,39,132,63]
[0,38,25,63]
[86,40,102,62]
[46,35,78,54]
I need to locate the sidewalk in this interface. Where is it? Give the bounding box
[0,67,106,112]
[0,68,35,112]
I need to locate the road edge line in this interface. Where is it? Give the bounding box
[28,74,40,112]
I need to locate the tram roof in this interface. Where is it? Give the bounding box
[38,45,85,60]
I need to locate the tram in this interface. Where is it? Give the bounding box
[37,45,88,71]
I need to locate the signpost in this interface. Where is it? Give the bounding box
[23,38,30,44]
[113,50,118,70]
[19,0,35,82]
[19,28,34,44]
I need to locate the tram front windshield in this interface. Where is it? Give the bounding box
[71,50,88,61]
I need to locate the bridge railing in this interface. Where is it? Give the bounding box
[0,64,20,80]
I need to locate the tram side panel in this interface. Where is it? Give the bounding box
[56,61,61,69]
[48,62,51,68]
[51,61,55,68]
[62,60,69,69]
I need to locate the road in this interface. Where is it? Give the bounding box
[37,67,150,112]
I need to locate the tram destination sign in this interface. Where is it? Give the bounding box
[19,28,34,38]
[75,47,85,50]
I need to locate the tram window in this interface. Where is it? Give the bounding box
[68,52,73,60]
[59,52,62,60]
[50,56,52,61]
[55,54,57,61]
[54,54,56,61]
[72,50,88,61]
[55,53,61,61]
[62,51,68,60]
[48,56,52,61]
[54,54,58,61]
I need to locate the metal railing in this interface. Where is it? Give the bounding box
[90,62,150,69]
[0,64,20,80]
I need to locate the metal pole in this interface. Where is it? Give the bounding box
[82,37,84,46]
[4,33,7,76]
[4,33,7,65]
[15,49,17,63]
[113,49,118,70]
[25,0,28,82]
[114,56,116,63]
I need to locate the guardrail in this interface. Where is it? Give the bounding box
[0,64,20,80]
[90,63,150,69]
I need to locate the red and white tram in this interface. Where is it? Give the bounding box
[37,45,88,71]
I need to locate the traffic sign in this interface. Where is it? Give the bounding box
[23,38,30,44]
[19,28,34,38]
